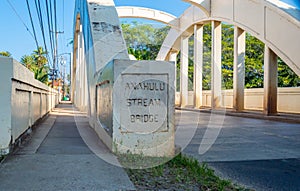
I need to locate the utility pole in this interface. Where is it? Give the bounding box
[51,30,64,88]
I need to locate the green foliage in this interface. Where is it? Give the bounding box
[278,58,300,87]
[203,24,212,90]
[121,22,299,89]
[121,21,170,60]
[125,153,250,191]
[245,34,264,88]
[0,51,12,57]
[20,47,49,84]
[221,24,234,89]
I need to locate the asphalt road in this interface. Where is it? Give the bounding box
[176,110,300,191]
[209,158,300,191]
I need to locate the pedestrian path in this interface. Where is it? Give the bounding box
[0,104,135,191]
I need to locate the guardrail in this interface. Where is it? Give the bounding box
[175,88,300,113]
[0,57,59,155]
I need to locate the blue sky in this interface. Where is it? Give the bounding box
[0,0,299,62]
[0,0,189,62]
[283,0,300,7]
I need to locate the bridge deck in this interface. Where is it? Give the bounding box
[177,110,300,190]
[0,105,299,190]
[0,104,134,191]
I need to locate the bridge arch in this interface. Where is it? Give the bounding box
[116,6,178,26]
[157,0,300,76]
[156,0,300,115]
[181,0,210,16]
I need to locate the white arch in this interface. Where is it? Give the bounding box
[157,0,300,76]
[181,0,210,16]
[116,6,178,26]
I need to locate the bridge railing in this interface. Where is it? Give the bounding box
[0,56,60,155]
[175,87,300,114]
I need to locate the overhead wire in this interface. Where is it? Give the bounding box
[15,0,66,80]
[48,0,57,73]
[34,0,52,67]
[53,0,59,70]
[25,0,39,49]
[6,0,36,42]
[45,0,54,63]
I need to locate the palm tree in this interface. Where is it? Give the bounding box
[33,66,49,83]
[33,47,48,68]
[0,51,12,57]
[21,55,35,70]
[20,47,49,84]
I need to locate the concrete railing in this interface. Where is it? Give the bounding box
[0,57,59,155]
[176,87,300,114]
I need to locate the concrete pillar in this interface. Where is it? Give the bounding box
[263,46,278,115]
[76,29,81,107]
[29,91,33,126]
[39,93,42,118]
[211,21,222,109]
[233,26,246,111]
[168,50,178,91]
[79,25,84,109]
[180,35,189,107]
[194,24,203,108]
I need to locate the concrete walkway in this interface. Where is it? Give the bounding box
[0,104,135,191]
[1,105,300,190]
[176,110,300,190]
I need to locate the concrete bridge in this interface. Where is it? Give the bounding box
[0,0,299,159]
[71,0,300,152]
[0,0,300,190]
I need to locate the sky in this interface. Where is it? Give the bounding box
[0,0,299,64]
[0,0,189,63]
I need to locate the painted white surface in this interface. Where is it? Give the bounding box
[116,6,178,26]
[0,57,59,154]
[158,0,300,76]
[73,0,177,155]
[113,60,175,157]
[176,88,300,114]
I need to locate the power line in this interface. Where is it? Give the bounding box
[25,0,39,49]
[49,0,56,61]
[34,0,49,59]
[6,0,36,42]
[54,0,58,46]
[62,0,65,32]
[45,0,54,60]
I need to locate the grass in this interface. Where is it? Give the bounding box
[120,153,252,191]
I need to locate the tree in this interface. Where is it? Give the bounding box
[278,58,300,87]
[33,46,48,68]
[121,21,170,60]
[121,22,299,90]
[33,66,49,83]
[0,51,12,57]
[21,55,35,70]
[20,47,49,84]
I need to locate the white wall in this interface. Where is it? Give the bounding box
[176,87,300,114]
[0,57,59,155]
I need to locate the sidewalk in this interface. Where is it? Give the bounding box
[0,104,135,191]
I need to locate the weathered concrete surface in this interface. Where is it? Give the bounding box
[0,104,135,191]
[0,57,59,155]
[176,110,300,190]
[113,60,175,157]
